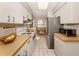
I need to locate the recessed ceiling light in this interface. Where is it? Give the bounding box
[38,2,48,9]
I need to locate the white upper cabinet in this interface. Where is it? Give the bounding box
[73,3,79,23]
[0,3,10,23]
[60,3,74,24]
[55,3,79,24]
[0,2,31,24]
[7,3,25,24]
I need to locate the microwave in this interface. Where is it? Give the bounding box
[59,28,65,34]
[64,29,76,37]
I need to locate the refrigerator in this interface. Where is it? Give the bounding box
[46,16,63,49]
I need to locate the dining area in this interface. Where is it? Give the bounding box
[36,27,47,36]
[34,19,47,36]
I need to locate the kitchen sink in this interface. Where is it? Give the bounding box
[21,32,36,36]
[21,32,32,35]
[21,32,36,40]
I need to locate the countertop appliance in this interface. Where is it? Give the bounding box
[47,16,63,49]
[59,28,65,34]
[64,29,76,37]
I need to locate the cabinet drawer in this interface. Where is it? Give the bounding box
[15,36,36,56]
[15,48,27,56]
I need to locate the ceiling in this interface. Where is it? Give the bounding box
[22,2,66,18]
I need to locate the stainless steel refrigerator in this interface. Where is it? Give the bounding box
[46,16,63,49]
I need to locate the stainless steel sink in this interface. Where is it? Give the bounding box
[21,32,32,35]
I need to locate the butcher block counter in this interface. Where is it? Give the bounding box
[0,35,31,56]
[54,33,79,42]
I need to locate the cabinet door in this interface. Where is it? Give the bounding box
[15,41,28,56]
[30,37,34,55]
[54,36,63,56]
[27,36,35,56]
[13,3,23,24]
[0,3,10,23]
[32,36,36,55]
[8,3,23,24]
[15,46,27,56]
[28,37,34,56]
[15,36,35,56]
[60,3,74,24]
[73,3,79,23]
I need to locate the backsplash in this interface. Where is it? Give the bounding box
[64,25,79,34]
[16,27,27,35]
[0,26,27,36]
[0,28,16,36]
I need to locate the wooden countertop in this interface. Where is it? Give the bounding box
[0,35,31,56]
[54,33,79,42]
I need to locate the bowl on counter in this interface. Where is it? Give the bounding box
[0,33,16,44]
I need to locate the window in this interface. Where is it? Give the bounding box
[37,20,44,27]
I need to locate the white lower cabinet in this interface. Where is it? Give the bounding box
[28,36,36,56]
[54,36,63,56]
[27,39,32,56]
[54,35,79,56]
[15,41,28,56]
[15,47,27,56]
[15,36,36,56]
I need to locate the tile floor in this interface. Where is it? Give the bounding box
[32,36,55,56]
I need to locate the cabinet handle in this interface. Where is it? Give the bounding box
[27,40,30,44]
[23,16,25,20]
[25,51,27,56]
[33,36,35,40]
[13,17,15,22]
[18,55,20,56]
[8,16,10,22]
